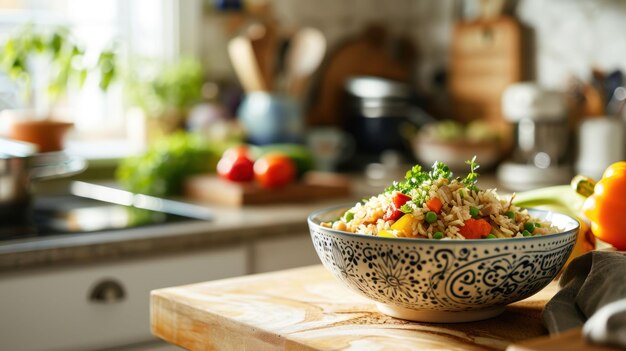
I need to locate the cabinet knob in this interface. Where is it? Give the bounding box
[89,279,126,304]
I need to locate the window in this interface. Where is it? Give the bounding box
[0,0,199,145]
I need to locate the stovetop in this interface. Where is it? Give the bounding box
[0,195,196,241]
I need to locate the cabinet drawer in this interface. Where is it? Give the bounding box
[0,247,247,351]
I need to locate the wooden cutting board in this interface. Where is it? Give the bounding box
[507,327,622,351]
[184,172,351,206]
[450,16,523,126]
[152,265,558,351]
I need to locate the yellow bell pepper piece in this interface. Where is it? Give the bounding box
[390,214,416,237]
[378,230,396,238]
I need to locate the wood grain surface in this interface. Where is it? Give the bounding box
[184,173,351,206]
[507,327,622,351]
[151,265,560,351]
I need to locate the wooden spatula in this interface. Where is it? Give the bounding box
[228,35,268,92]
[285,27,326,98]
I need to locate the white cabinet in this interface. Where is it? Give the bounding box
[0,247,247,351]
[251,233,321,273]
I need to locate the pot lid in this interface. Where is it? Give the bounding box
[0,137,38,158]
[345,76,411,99]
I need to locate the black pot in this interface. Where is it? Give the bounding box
[343,76,432,155]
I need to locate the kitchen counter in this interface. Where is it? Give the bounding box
[0,199,348,273]
[150,265,557,351]
[0,174,502,273]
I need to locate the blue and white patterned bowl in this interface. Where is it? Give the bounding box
[308,206,579,323]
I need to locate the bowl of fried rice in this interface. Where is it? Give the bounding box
[308,159,579,322]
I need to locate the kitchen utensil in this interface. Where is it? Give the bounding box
[247,21,276,90]
[0,148,86,221]
[343,76,431,154]
[228,35,268,92]
[70,181,213,221]
[285,27,326,98]
[449,16,523,124]
[0,136,38,156]
[309,206,578,322]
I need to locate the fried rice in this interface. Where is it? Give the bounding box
[323,161,560,240]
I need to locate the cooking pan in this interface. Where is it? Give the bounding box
[0,138,86,221]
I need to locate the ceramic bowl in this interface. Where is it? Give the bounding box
[308,206,579,323]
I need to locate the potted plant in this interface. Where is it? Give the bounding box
[125,57,204,144]
[0,23,117,152]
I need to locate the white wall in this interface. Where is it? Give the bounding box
[200,0,626,92]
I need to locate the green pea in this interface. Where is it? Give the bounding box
[485,234,497,239]
[425,211,437,223]
[344,212,354,222]
[524,222,535,232]
[433,231,444,240]
[469,206,480,218]
[505,211,515,220]
[534,222,541,228]
[522,230,532,237]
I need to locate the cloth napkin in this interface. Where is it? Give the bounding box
[543,251,626,348]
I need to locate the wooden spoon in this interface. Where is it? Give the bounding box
[228,35,268,92]
[285,27,327,98]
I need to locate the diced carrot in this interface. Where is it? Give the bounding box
[426,197,443,214]
[459,218,492,239]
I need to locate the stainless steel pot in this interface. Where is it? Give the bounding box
[0,139,86,220]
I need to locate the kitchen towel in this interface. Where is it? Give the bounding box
[543,251,626,348]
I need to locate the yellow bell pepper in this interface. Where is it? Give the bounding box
[378,230,396,238]
[391,214,417,236]
[574,161,626,250]
[377,214,417,238]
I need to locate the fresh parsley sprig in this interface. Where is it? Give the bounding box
[462,156,480,190]
[385,158,481,203]
[385,162,454,206]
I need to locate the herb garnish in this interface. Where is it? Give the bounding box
[385,159,480,207]
[462,156,480,191]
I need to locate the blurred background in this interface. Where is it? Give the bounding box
[0,0,624,350]
[1,0,625,185]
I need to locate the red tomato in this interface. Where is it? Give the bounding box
[222,144,252,161]
[217,155,254,182]
[383,192,412,221]
[254,153,296,188]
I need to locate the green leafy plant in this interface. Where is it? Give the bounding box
[125,57,203,119]
[116,132,225,196]
[0,23,117,111]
